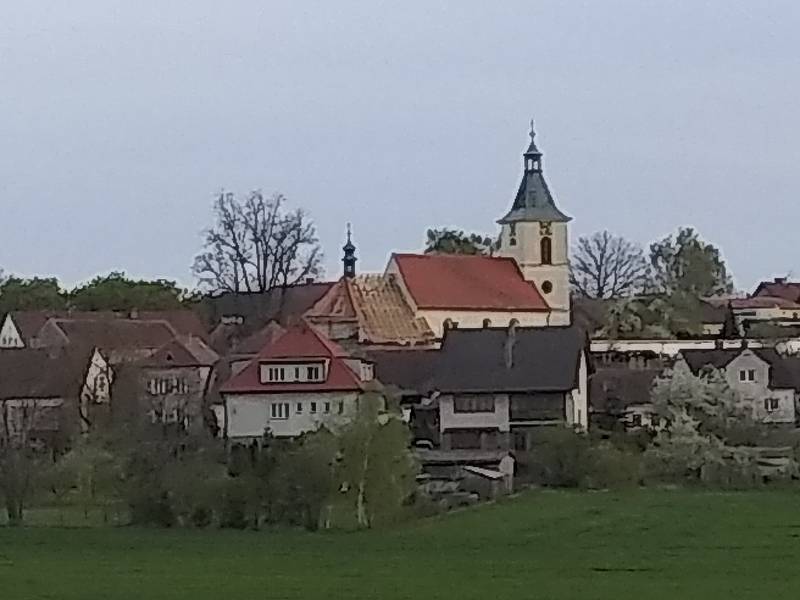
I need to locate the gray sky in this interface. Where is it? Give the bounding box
[1,1,798,292]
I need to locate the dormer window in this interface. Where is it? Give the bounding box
[260,361,327,384]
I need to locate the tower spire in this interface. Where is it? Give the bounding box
[342,223,357,279]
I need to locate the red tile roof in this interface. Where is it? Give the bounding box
[390,253,549,311]
[219,324,363,394]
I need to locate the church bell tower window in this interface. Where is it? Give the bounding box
[540,236,552,265]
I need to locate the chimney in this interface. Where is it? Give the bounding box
[504,322,517,369]
[306,277,315,284]
[775,277,787,285]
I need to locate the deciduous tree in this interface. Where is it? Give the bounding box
[648,227,734,296]
[193,191,323,293]
[570,231,648,299]
[424,228,493,255]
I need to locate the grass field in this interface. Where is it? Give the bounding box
[2,489,800,599]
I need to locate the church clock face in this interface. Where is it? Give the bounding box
[539,222,552,236]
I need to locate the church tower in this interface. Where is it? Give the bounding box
[496,122,571,322]
[342,224,357,279]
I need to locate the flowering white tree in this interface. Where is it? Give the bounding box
[644,362,761,484]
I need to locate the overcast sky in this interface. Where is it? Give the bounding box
[1,1,798,292]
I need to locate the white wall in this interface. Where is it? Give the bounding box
[0,315,24,349]
[222,391,359,439]
[419,309,554,339]
[439,394,510,433]
[496,220,571,312]
[590,338,763,357]
[567,352,589,429]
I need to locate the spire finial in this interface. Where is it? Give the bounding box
[346,222,352,243]
[529,118,536,141]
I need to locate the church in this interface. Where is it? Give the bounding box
[307,123,573,347]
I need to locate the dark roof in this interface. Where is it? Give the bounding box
[137,336,220,368]
[682,348,800,391]
[753,280,800,303]
[370,348,441,393]
[202,283,334,330]
[374,326,586,394]
[498,129,570,224]
[589,368,661,413]
[49,318,177,351]
[5,310,208,342]
[0,349,86,399]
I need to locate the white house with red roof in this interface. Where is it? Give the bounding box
[217,324,375,440]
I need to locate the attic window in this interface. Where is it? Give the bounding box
[166,353,174,362]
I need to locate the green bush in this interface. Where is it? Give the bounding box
[584,443,641,489]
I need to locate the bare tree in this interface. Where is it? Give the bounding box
[0,398,42,524]
[570,231,649,299]
[193,191,323,293]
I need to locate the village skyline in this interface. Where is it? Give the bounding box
[2,2,799,290]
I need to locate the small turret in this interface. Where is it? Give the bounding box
[342,224,357,279]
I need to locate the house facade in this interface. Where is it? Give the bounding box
[373,324,589,463]
[681,348,800,425]
[218,324,373,441]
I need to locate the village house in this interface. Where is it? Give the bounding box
[20,316,219,432]
[115,336,220,434]
[0,349,86,449]
[217,324,376,441]
[372,324,589,466]
[680,347,800,425]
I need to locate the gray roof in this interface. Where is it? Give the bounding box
[0,348,87,400]
[590,368,662,413]
[373,326,587,394]
[681,348,800,391]
[498,129,570,224]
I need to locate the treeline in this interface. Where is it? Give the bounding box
[0,272,194,315]
[1,394,419,529]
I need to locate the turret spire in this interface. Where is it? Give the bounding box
[342,223,357,279]
[498,121,570,224]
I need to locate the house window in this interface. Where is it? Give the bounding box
[631,413,643,427]
[509,223,517,246]
[268,366,286,382]
[541,280,553,295]
[296,402,303,414]
[310,402,317,414]
[338,401,344,415]
[540,236,552,265]
[324,402,331,414]
[307,365,322,381]
[147,377,190,396]
[270,403,289,420]
[739,369,756,382]
[482,318,492,328]
[513,430,528,451]
[453,395,495,413]
[764,398,780,412]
